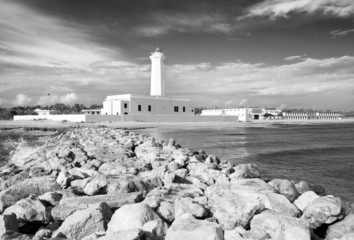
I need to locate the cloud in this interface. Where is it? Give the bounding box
[330,29,354,38]
[239,99,248,106]
[37,93,78,105]
[0,0,115,70]
[14,94,32,106]
[284,55,307,61]
[244,0,354,19]
[134,14,235,37]
[60,93,78,104]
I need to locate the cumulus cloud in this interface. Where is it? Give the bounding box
[134,14,234,37]
[60,93,78,104]
[37,93,78,105]
[330,29,354,38]
[14,94,32,106]
[284,55,307,61]
[244,0,354,19]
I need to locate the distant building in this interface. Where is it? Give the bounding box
[282,112,342,120]
[101,48,194,116]
[82,109,101,115]
[200,108,265,122]
[34,109,51,115]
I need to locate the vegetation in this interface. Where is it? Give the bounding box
[0,104,102,120]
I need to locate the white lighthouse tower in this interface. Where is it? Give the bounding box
[150,47,165,96]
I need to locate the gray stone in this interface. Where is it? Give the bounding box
[106,202,161,235]
[0,176,61,213]
[294,191,320,211]
[33,229,52,240]
[230,163,259,179]
[143,219,169,240]
[250,210,310,240]
[302,195,343,228]
[3,196,51,224]
[83,173,107,196]
[268,178,299,202]
[326,214,354,240]
[156,201,175,224]
[165,215,224,240]
[38,192,62,206]
[54,202,112,240]
[174,197,208,219]
[103,229,144,240]
[0,213,18,237]
[52,192,143,221]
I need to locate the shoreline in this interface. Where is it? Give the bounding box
[0,118,353,131]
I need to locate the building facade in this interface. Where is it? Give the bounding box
[101,48,194,116]
[200,108,265,122]
[282,112,342,120]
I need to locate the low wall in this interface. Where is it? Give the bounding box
[86,114,238,122]
[13,115,86,122]
[13,114,238,123]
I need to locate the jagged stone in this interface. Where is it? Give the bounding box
[0,213,19,236]
[268,178,299,202]
[230,163,259,179]
[294,191,320,211]
[326,214,354,240]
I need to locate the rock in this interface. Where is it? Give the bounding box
[224,226,253,240]
[3,196,51,224]
[204,155,220,165]
[68,167,94,179]
[326,214,354,240]
[33,229,52,240]
[70,178,90,193]
[0,213,19,236]
[230,178,276,194]
[144,184,204,209]
[52,192,143,221]
[268,179,299,202]
[54,202,112,240]
[302,195,343,228]
[83,173,107,195]
[230,163,259,179]
[106,202,161,234]
[38,192,62,206]
[205,183,265,229]
[294,191,320,211]
[264,193,300,217]
[174,197,208,219]
[135,141,162,162]
[104,229,144,240]
[188,162,222,185]
[56,170,71,188]
[295,181,312,195]
[250,210,310,240]
[0,176,61,213]
[167,162,179,172]
[1,231,32,240]
[165,215,224,240]
[156,201,175,224]
[143,219,169,240]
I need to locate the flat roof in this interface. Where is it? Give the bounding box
[105,94,191,102]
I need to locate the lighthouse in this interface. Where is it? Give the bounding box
[150,47,165,96]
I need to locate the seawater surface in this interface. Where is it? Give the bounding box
[137,122,354,202]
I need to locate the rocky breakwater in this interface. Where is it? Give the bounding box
[0,126,353,240]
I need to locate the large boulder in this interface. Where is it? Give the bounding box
[229,178,276,194]
[294,191,320,211]
[0,176,61,212]
[268,179,299,202]
[205,183,265,229]
[250,210,310,240]
[52,192,143,221]
[3,196,51,224]
[0,214,19,236]
[54,202,112,240]
[144,184,204,210]
[230,163,259,179]
[106,202,161,235]
[263,193,300,217]
[302,195,343,228]
[135,141,163,162]
[326,214,354,240]
[143,219,169,240]
[165,215,224,240]
[83,173,107,196]
[156,201,175,224]
[174,197,208,219]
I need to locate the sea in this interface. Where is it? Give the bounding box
[0,122,353,203]
[136,122,354,203]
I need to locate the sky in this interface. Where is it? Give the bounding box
[0,0,354,111]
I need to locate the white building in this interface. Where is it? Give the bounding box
[34,109,51,115]
[200,108,265,122]
[101,48,194,116]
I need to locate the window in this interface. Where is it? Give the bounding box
[183,106,186,112]
[148,105,151,112]
[174,106,179,112]
[124,103,127,108]
[138,105,141,111]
